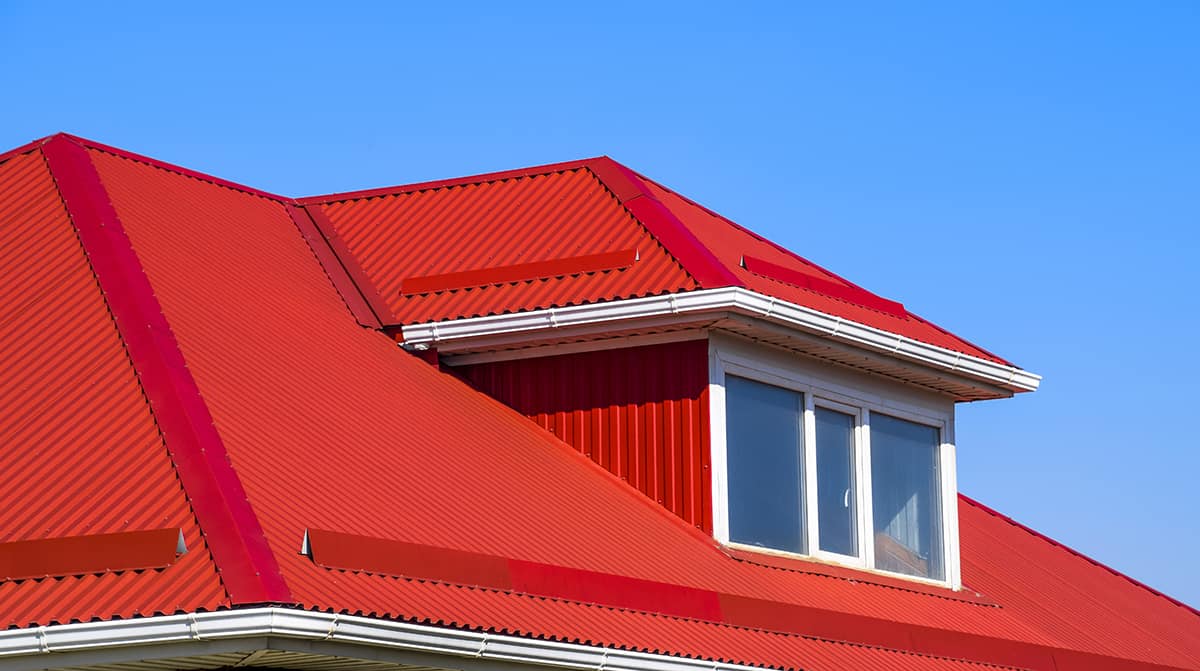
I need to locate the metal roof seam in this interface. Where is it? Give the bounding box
[40,137,292,606]
[285,204,384,328]
[961,496,1200,619]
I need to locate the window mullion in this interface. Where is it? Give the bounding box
[859,407,876,570]
[802,392,819,556]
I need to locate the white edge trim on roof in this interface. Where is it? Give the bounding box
[0,607,760,671]
[400,288,1041,393]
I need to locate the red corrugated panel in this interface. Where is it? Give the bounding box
[0,149,227,627]
[960,498,1200,669]
[314,166,698,324]
[32,140,1195,671]
[636,177,1011,365]
[459,341,713,531]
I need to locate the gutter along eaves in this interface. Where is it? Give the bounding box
[400,288,1041,394]
[40,136,294,606]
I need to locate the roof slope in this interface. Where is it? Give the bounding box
[0,135,1196,671]
[0,146,227,627]
[301,157,1007,365]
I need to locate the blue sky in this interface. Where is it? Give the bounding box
[3,2,1198,606]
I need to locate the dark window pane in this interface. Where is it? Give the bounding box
[815,407,857,556]
[725,376,804,553]
[870,414,943,580]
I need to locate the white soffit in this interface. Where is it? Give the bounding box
[400,288,1041,398]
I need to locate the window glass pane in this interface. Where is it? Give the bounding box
[870,414,943,580]
[815,407,857,557]
[725,376,804,553]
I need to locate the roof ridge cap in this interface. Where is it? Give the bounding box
[59,133,290,202]
[299,157,606,205]
[585,157,740,289]
[960,494,1200,619]
[40,136,294,606]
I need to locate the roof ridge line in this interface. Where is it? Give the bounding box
[633,168,1016,367]
[585,157,741,289]
[40,135,295,606]
[960,494,1200,619]
[297,157,605,205]
[59,133,290,203]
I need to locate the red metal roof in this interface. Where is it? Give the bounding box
[0,146,228,627]
[303,156,1008,365]
[0,135,1196,670]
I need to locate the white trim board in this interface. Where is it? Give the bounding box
[400,288,1041,399]
[0,608,769,671]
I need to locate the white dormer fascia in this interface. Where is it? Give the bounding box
[399,287,1040,401]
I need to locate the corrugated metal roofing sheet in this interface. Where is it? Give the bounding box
[313,166,698,324]
[2,136,1197,671]
[0,148,227,628]
[306,157,1009,366]
[78,141,1200,670]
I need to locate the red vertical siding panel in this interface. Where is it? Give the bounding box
[459,340,712,531]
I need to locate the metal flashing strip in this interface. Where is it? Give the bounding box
[0,529,185,582]
[400,288,1041,395]
[741,255,907,317]
[41,136,293,605]
[400,249,639,295]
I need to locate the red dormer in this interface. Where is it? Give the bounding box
[301,156,1040,589]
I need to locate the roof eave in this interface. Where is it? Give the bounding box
[400,288,1040,401]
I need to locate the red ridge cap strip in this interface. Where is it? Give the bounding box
[306,529,1182,671]
[297,158,599,205]
[41,136,293,605]
[303,204,396,323]
[400,249,638,296]
[0,528,183,581]
[286,204,383,328]
[587,157,742,289]
[742,255,908,318]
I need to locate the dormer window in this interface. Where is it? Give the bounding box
[711,334,959,587]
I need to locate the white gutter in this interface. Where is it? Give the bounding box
[400,288,1041,393]
[0,607,765,671]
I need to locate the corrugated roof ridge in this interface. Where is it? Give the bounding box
[633,168,1016,367]
[303,577,1032,671]
[40,136,294,606]
[298,157,603,205]
[0,135,54,166]
[585,158,740,289]
[60,133,289,202]
[961,494,1200,619]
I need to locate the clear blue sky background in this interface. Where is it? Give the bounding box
[3,2,1197,606]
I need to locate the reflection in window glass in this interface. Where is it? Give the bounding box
[815,407,857,557]
[725,376,804,553]
[870,414,943,580]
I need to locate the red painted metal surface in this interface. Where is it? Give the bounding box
[0,147,227,627]
[44,136,292,606]
[401,248,639,295]
[459,341,713,532]
[742,254,907,317]
[313,165,698,324]
[3,135,1198,671]
[633,175,1010,364]
[0,529,182,581]
[285,204,383,328]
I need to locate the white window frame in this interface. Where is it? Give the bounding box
[708,332,962,589]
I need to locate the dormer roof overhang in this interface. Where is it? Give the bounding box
[402,287,1041,402]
